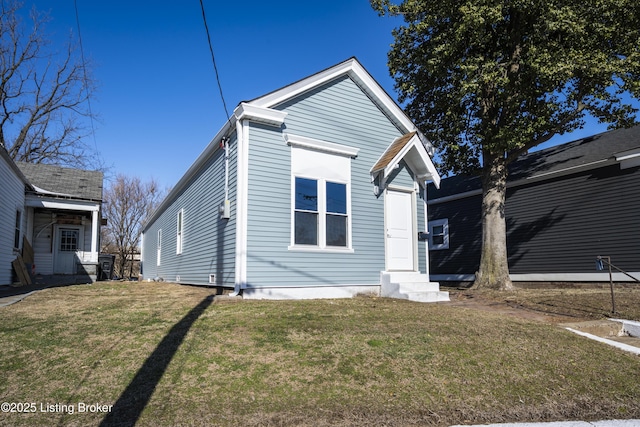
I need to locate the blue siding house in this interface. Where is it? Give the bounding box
[141,58,449,302]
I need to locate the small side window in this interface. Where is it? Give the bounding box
[14,210,22,249]
[157,229,162,266]
[428,219,449,250]
[176,209,184,254]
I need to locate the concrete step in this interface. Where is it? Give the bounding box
[380,272,450,302]
[403,291,450,303]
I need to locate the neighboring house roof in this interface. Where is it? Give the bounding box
[429,125,640,200]
[17,162,103,202]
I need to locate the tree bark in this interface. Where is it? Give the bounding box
[472,152,514,291]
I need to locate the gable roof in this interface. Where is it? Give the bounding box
[249,57,428,141]
[144,58,440,230]
[17,162,103,202]
[428,125,640,200]
[371,131,441,188]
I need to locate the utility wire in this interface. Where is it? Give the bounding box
[198,0,232,124]
[73,0,99,154]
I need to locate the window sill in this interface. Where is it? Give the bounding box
[288,245,354,254]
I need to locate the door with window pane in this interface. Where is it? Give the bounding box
[54,227,81,274]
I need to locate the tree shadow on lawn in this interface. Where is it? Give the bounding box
[99,294,214,427]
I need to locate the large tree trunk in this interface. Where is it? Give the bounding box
[472,153,514,291]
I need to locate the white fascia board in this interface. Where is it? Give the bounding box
[32,185,76,198]
[250,59,358,109]
[234,103,287,127]
[615,147,640,161]
[382,134,441,188]
[25,194,99,212]
[143,119,235,232]
[250,58,418,136]
[284,133,359,157]
[615,147,640,169]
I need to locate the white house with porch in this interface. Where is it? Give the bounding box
[0,147,104,285]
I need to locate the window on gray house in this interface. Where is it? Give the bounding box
[294,177,318,245]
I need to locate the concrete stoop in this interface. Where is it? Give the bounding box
[380,272,450,303]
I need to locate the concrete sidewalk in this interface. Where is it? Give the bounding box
[451,420,640,426]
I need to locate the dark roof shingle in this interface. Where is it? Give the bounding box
[429,125,640,199]
[17,162,103,202]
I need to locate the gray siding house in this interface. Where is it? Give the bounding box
[141,58,449,302]
[0,145,104,285]
[426,126,640,285]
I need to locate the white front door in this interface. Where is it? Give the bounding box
[54,226,81,274]
[385,190,415,271]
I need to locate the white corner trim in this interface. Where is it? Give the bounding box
[234,103,287,127]
[284,133,359,157]
[234,120,250,292]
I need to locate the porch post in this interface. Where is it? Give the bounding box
[91,209,99,262]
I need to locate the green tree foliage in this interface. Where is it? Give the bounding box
[372,0,640,289]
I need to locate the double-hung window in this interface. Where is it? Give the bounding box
[294,178,348,247]
[14,210,22,250]
[294,177,319,245]
[428,218,449,250]
[176,209,184,254]
[157,229,162,266]
[325,181,347,246]
[288,134,357,252]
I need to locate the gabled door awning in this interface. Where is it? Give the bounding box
[370,132,441,189]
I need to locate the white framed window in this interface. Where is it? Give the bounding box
[428,218,449,250]
[14,209,22,250]
[289,140,355,252]
[294,177,348,247]
[157,229,162,266]
[176,209,184,254]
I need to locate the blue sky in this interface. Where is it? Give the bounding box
[19,1,630,190]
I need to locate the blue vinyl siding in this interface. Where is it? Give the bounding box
[245,76,406,287]
[142,137,237,286]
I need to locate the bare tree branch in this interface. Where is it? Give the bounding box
[0,0,99,168]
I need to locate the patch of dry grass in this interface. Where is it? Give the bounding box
[1,282,639,426]
[468,286,640,321]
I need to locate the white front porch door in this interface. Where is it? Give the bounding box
[385,189,415,271]
[54,226,81,274]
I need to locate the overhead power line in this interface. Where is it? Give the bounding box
[198,0,232,124]
[73,0,98,153]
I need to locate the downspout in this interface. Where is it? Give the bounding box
[231,119,247,296]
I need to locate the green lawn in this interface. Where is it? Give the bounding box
[1,281,639,426]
